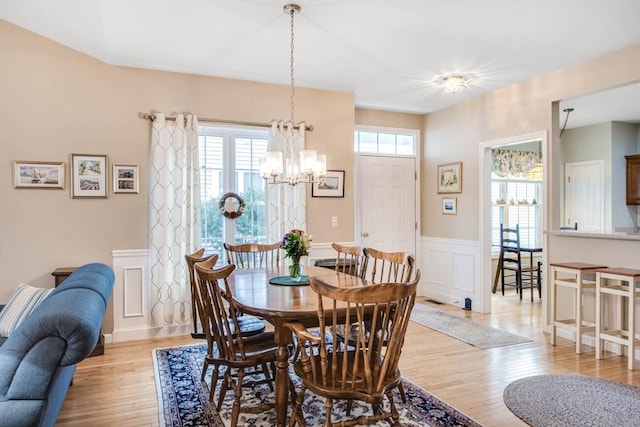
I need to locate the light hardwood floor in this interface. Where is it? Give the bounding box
[57,290,640,426]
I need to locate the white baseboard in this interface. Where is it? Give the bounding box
[110,324,192,343]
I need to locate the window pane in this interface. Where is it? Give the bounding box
[378,133,395,154]
[492,179,541,251]
[358,131,377,153]
[354,129,417,155]
[397,134,415,155]
[235,136,267,243]
[199,125,269,255]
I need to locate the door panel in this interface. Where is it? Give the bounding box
[565,160,604,232]
[360,156,416,255]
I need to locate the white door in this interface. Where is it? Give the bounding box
[359,156,416,255]
[565,160,604,232]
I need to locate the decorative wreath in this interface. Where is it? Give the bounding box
[219,192,246,220]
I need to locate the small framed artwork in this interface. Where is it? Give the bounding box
[442,197,457,215]
[437,161,463,194]
[312,170,345,198]
[113,164,139,194]
[13,161,65,189]
[71,154,108,198]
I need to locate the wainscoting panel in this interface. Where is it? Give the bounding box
[110,249,151,342]
[420,237,481,311]
[123,266,144,318]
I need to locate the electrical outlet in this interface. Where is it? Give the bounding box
[331,216,338,228]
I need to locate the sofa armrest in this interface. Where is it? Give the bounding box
[0,263,113,400]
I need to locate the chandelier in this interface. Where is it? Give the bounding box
[437,74,472,94]
[260,4,327,186]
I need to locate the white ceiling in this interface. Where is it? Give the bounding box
[1,0,640,126]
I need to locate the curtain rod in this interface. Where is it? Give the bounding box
[139,113,313,131]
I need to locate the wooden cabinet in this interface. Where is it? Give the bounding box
[625,154,640,205]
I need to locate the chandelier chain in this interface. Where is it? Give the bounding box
[289,6,296,126]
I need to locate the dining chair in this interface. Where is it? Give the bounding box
[190,254,266,383]
[194,260,277,426]
[363,247,415,284]
[185,248,217,338]
[331,242,367,278]
[285,270,420,426]
[499,224,541,300]
[357,246,416,403]
[223,242,281,269]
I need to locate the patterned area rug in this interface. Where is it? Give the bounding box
[504,374,640,427]
[153,343,482,427]
[410,304,532,349]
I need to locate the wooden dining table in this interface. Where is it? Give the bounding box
[226,265,368,427]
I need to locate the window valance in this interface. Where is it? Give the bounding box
[492,149,540,177]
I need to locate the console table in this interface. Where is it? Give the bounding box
[51,267,104,357]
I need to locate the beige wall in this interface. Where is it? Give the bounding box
[355,108,423,130]
[0,20,355,319]
[423,43,640,243]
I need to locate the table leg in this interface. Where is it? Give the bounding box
[274,325,291,427]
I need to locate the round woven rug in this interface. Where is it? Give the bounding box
[503,374,640,426]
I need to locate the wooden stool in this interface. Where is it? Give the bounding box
[595,267,640,370]
[550,262,607,354]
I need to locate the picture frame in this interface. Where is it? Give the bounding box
[442,197,457,215]
[13,161,65,189]
[113,164,139,194]
[437,161,463,194]
[71,154,108,198]
[312,170,345,198]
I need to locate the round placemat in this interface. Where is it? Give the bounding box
[268,275,309,286]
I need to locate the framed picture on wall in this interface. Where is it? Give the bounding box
[437,161,463,193]
[442,197,457,215]
[312,170,345,198]
[13,161,65,189]
[113,164,139,194]
[71,154,108,198]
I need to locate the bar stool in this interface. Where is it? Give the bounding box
[550,262,607,354]
[595,267,640,370]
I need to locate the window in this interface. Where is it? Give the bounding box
[354,128,417,155]
[199,124,269,258]
[491,178,542,254]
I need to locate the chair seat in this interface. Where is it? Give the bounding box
[235,315,266,337]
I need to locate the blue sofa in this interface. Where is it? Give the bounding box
[0,262,114,427]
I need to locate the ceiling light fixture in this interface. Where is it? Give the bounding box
[437,74,472,94]
[260,3,326,186]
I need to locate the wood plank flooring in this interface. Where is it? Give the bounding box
[57,290,640,426]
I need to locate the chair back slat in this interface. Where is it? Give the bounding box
[224,242,280,269]
[363,247,415,284]
[331,243,367,278]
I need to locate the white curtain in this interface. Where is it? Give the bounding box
[266,121,307,246]
[149,113,201,328]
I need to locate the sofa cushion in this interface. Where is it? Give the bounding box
[0,284,53,337]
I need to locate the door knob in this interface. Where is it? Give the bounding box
[362,232,369,238]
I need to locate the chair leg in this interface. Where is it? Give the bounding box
[537,261,542,299]
[397,381,407,403]
[230,369,245,427]
[323,397,334,427]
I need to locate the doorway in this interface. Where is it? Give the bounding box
[478,131,548,321]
